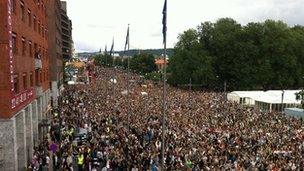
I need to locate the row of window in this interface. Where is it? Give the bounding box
[12,32,48,60]
[13,0,47,39]
[12,0,46,14]
[13,69,49,94]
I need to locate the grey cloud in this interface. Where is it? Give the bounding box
[236,0,304,26]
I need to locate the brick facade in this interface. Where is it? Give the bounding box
[0,0,49,119]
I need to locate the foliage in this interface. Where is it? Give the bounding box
[168,29,215,87]
[168,18,304,91]
[296,90,304,109]
[130,53,157,74]
[93,54,113,67]
[116,49,174,57]
[145,71,162,82]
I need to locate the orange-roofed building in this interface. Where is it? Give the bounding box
[155,58,168,71]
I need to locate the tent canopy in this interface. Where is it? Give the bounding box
[229,90,301,104]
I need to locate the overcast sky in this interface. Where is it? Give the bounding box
[66,0,304,52]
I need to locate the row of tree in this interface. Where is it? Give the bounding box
[168,18,304,91]
[94,53,157,74]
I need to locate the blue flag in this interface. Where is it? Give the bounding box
[162,0,167,44]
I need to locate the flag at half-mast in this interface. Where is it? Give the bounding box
[110,38,114,56]
[124,25,130,51]
[162,0,167,44]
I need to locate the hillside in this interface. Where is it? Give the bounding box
[78,48,174,58]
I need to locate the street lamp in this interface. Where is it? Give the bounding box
[281,90,285,113]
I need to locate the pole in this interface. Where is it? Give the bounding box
[224,80,227,100]
[113,57,116,113]
[189,78,192,108]
[127,24,131,131]
[161,31,167,171]
[111,38,117,114]
[58,95,62,168]
[281,90,285,113]
[161,1,167,169]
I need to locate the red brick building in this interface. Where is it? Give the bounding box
[0,0,51,170]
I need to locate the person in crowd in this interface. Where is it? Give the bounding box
[30,66,304,170]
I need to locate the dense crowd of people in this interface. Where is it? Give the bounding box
[32,66,304,170]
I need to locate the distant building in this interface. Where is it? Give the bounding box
[0,0,51,170]
[47,0,63,107]
[60,1,73,60]
[155,58,168,71]
[227,90,302,112]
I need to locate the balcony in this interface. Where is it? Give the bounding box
[35,86,43,97]
[35,58,42,69]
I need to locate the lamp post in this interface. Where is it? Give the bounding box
[281,90,285,113]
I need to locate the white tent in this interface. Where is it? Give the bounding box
[227,90,301,112]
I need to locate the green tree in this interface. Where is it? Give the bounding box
[296,90,304,109]
[130,53,157,74]
[168,29,216,87]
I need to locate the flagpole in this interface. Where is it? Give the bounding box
[123,24,131,169]
[111,38,116,114]
[161,42,167,171]
[161,0,167,170]
[127,24,131,131]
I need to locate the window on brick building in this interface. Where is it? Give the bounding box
[38,21,41,35]
[28,10,31,27]
[34,43,37,57]
[38,46,41,58]
[41,2,44,12]
[12,0,16,13]
[45,28,47,40]
[43,71,45,82]
[45,49,48,60]
[21,37,26,55]
[30,72,33,87]
[42,26,44,37]
[29,41,32,57]
[46,70,49,81]
[12,33,17,54]
[22,73,27,90]
[40,71,42,84]
[20,1,25,21]
[35,69,39,86]
[13,74,19,94]
[33,15,37,31]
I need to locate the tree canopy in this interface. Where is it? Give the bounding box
[168,18,304,91]
[94,53,157,75]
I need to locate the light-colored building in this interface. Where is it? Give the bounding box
[227,90,302,112]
